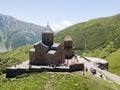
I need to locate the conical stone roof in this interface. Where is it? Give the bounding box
[64,34,72,41]
[42,24,54,33]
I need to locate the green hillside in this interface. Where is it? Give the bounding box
[54,14,120,75]
[0,14,44,52]
[55,14,120,58]
[0,14,120,90]
[0,72,120,90]
[0,45,32,75]
[0,46,120,90]
[105,49,120,75]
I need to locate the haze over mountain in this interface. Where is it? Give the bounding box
[0,14,44,52]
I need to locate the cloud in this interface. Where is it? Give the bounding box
[51,24,63,32]
[50,20,73,31]
[62,20,72,27]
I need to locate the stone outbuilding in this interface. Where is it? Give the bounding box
[86,57,109,70]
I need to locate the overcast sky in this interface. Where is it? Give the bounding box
[0,0,120,31]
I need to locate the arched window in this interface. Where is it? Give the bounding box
[68,46,70,48]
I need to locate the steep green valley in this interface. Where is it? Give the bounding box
[1,14,120,90]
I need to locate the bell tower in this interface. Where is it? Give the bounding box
[64,34,74,59]
[42,25,54,46]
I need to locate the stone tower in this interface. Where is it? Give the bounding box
[64,34,74,59]
[42,25,54,46]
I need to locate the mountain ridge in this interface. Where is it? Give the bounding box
[0,14,44,52]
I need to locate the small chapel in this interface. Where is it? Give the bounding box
[29,25,74,66]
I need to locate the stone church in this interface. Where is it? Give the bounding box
[29,25,74,66]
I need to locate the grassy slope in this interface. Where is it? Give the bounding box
[48,73,120,90]
[0,45,32,74]
[0,72,51,90]
[0,45,120,89]
[0,72,120,90]
[105,49,120,75]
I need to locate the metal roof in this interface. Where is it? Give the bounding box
[47,50,56,55]
[40,42,49,48]
[34,42,40,46]
[30,48,35,52]
[51,43,60,48]
[34,42,49,49]
[42,24,54,33]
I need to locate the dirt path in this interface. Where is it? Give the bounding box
[44,72,56,90]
